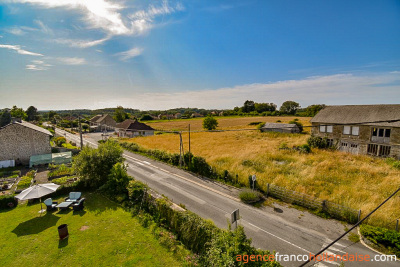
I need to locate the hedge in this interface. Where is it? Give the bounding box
[360,225,400,258]
[0,194,18,209]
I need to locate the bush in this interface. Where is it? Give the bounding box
[289,120,303,133]
[307,136,329,149]
[17,176,32,190]
[239,189,263,203]
[48,164,73,178]
[0,194,17,210]
[54,136,66,147]
[100,163,130,195]
[202,116,218,131]
[360,225,400,257]
[73,140,124,188]
[298,144,312,154]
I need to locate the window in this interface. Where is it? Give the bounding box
[320,125,326,133]
[343,126,351,135]
[351,126,359,136]
[327,125,333,133]
[379,145,391,157]
[371,128,391,143]
[367,144,378,155]
[350,143,358,148]
[341,142,348,147]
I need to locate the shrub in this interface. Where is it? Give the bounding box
[54,136,66,147]
[239,189,263,203]
[360,225,400,257]
[48,164,73,178]
[202,116,218,131]
[248,121,262,126]
[0,194,17,210]
[17,176,32,190]
[52,176,71,185]
[100,163,130,195]
[289,119,303,133]
[73,140,124,188]
[307,135,329,148]
[298,144,312,154]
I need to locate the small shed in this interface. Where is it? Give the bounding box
[260,123,300,133]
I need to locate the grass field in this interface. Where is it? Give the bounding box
[126,116,400,228]
[0,193,186,266]
[146,116,311,132]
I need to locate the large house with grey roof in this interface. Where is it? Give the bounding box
[0,119,52,164]
[310,105,400,158]
[89,114,117,132]
[116,119,155,138]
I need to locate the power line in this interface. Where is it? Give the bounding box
[299,186,400,267]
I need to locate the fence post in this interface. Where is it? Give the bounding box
[358,210,361,222]
[266,183,270,198]
[396,219,399,232]
[322,200,327,212]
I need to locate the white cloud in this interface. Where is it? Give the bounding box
[57,57,86,65]
[34,19,53,34]
[9,0,184,46]
[6,27,26,35]
[115,47,143,61]
[0,44,43,56]
[54,37,109,48]
[99,72,400,110]
[26,59,51,71]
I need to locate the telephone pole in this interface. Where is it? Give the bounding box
[78,114,83,149]
[188,124,191,166]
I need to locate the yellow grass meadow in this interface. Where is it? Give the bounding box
[126,117,400,227]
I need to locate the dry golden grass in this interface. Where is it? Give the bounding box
[146,116,312,132]
[128,117,400,227]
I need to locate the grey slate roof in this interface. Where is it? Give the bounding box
[0,121,52,136]
[310,105,400,127]
[261,123,299,129]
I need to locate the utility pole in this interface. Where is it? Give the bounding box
[78,114,83,149]
[188,124,191,167]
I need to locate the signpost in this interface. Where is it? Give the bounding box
[252,175,256,190]
[231,209,240,229]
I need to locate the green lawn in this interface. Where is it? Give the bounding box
[0,193,185,266]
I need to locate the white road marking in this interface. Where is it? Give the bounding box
[246,222,312,254]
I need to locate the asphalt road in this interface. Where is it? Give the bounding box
[56,129,399,267]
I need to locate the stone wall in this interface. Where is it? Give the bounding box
[0,123,51,164]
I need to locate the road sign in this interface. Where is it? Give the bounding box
[231,209,239,224]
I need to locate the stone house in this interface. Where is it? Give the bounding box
[0,119,52,164]
[89,114,117,132]
[116,119,155,138]
[310,105,400,158]
[260,123,301,133]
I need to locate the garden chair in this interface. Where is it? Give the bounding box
[65,192,82,202]
[72,198,85,211]
[44,198,58,211]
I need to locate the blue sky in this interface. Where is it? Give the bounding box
[0,0,399,110]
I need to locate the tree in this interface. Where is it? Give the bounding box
[289,119,304,133]
[73,140,124,188]
[304,104,326,117]
[82,123,89,132]
[10,105,27,120]
[242,100,255,113]
[255,103,277,113]
[140,114,153,121]
[279,101,300,115]
[26,106,38,121]
[0,109,11,127]
[203,116,218,130]
[48,111,57,120]
[113,106,129,123]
